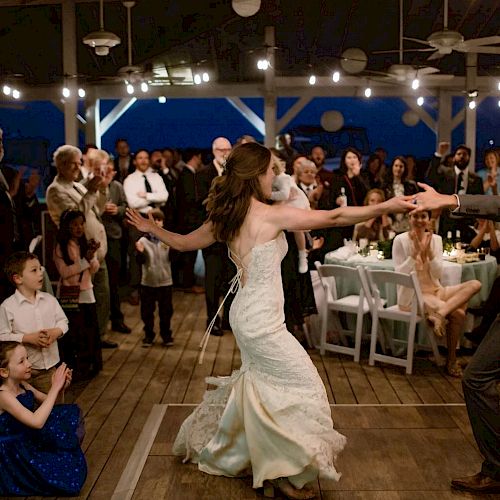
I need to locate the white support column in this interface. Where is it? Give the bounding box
[437,90,452,146]
[402,97,436,132]
[225,97,265,135]
[276,96,312,132]
[61,0,78,146]
[465,53,478,170]
[85,88,101,148]
[100,98,137,136]
[263,26,276,147]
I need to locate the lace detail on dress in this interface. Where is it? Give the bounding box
[173,232,346,488]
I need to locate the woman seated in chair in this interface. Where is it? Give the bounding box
[392,210,481,377]
[352,189,393,243]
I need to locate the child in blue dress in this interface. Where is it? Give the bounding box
[0,341,87,496]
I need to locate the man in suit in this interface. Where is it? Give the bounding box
[415,184,500,495]
[426,142,484,241]
[199,137,235,336]
[174,148,205,293]
[114,138,134,183]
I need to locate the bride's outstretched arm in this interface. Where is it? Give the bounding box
[269,196,416,232]
[126,209,216,251]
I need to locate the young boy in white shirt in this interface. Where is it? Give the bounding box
[135,209,174,347]
[0,252,69,392]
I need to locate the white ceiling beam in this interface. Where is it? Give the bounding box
[5,76,498,101]
[225,97,265,136]
[100,97,137,136]
[277,96,312,132]
[402,97,436,132]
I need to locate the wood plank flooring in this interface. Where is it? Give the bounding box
[18,291,493,500]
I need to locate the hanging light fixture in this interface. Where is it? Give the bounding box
[82,0,120,55]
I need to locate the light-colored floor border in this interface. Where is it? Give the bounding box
[112,401,466,499]
[111,404,167,500]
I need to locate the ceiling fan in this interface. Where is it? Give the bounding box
[371,0,453,82]
[402,0,500,61]
[118,1,185,88]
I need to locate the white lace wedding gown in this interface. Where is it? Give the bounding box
[173,232,346,489]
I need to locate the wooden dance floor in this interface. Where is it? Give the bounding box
[12,292,496,499]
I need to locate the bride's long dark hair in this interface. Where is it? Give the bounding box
[205,142,271,242]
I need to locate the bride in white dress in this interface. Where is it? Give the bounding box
[127,143,415,499]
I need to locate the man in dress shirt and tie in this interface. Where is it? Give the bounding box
[426,142,483,241]
[123,149,169,304]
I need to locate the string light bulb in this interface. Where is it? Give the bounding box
[308,75,316,85]
[332,71,340,83]
[364,87,372,98]
[62,87,70,98]
[126,83,134,94]
[140,82,148,92]
[411,78,420,90]
[468,99,476,110]
[78,88,86,98]
[417,96,424,106]
[158,96,167,104]
[202,72,210,82]
[12,89,20,99]
[193,74,202,85]
[2,85,11,96]
[257,59,270,70]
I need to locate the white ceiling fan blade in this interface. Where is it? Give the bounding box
[455,46,500,54]
[462,36,500,48]
[427,51,443,61]
[422,74,455,81]
[403,36,431,46]
[418,66,440,75]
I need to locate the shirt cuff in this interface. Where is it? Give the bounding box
[451,194,460,213]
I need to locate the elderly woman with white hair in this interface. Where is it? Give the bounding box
[46,145,117,349]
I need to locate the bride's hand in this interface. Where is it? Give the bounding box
[126,209,155,233]
[383,195,416,214]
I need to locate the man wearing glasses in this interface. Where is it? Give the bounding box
[199,137,235,336]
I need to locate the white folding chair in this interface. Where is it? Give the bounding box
[314,262,371,362]
[366,269,443,374]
